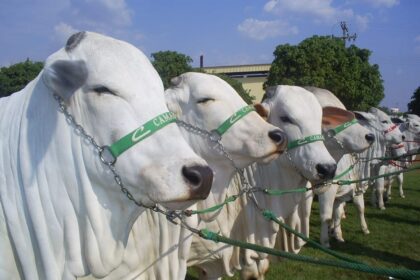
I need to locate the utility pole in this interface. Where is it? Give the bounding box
[339,21,357,46]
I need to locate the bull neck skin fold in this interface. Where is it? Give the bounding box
[0,75,145,280]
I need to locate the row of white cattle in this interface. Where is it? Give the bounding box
[0,31,417,280]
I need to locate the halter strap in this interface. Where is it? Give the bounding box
[106,112,177,160]
[287,134,325,150]
[326,118,358,137]
[215,105,255,136]
[384,124,398,134]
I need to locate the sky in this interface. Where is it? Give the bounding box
[0,0,419,111]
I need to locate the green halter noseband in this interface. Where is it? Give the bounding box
[101,111,177,164]
[326,118,358,138]
[214,105,255,136]
[287,134,325,150]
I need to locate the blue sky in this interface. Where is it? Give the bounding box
[0,0,419,110]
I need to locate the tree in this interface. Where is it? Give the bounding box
[151,51,193,89]
[0,59,44,98]
[407,86,420,115]
[151,50,255,104]
[265,36,384,111]
[214,74,255,104]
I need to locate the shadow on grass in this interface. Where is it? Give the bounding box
[367,212,419,226]
[386,202,420,212]
[326,239,420,270]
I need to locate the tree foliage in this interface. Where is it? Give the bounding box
[265,36,384,111]
[151,51,193,89]
[407,86,420,115]
[151,50,254,104]
[214,74,255,104]
[0,59,44,98]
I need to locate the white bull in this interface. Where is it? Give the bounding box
[188,85,337,280]
[0,32,214,280]
[304,87,374,247]
[354,108,404,210]
[84,72,288,279]
[383,118,420,200]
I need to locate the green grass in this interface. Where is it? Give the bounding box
[187,170,420,279]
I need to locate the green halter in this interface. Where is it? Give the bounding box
[287,134,325,150]
[214,105,255,136]
[326,118,358,138]
[103,112,177,163]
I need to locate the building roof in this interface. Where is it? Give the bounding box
[202,63,271,78]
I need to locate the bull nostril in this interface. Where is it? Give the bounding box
[268,129,287,145]
[402,135,406,141]
[316,163,337,180]
[182,165,213,199]
[365,133,375,143]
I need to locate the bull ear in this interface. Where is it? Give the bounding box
[322,106,355,128]
[391,117,404,124]
[354,111,374,122]
[254,103,270,120]
[170,76,183,87]
[164,88,183,118]
[42,60,88,100]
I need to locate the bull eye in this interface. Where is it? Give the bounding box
[197,97,215,104]
[280,116,292,123]
[381,120,388,124]
[93,86,114,95]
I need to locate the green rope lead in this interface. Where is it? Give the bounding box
[262,210,363,265]
[185,195,239,215]
[263,187,308,196]
[199,229,420,280]
[336,164,420,185]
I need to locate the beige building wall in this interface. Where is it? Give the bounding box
[235,76,266,103]
[202,64,270,103]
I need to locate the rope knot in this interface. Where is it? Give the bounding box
[262,210,276,221]
[199,229,219,242]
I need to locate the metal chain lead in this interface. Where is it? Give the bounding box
[176,119,262,210]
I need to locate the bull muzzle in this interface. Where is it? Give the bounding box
[182,165,213,199]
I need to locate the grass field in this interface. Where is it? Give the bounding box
[187,170,420,279]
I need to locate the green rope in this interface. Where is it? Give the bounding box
[199,229,420,280]
[359,150,420,162]
[263,187,308,196]
[262,210,363,264]
[333,163,355,180]
[336,164,420,185]
[186,195,239,215]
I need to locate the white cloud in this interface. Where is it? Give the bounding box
[238,18,298,40]
[355,14,370,31]
[263,0,353,23]
[84,0,133,26]
[363,0,399,8]
[54,22,79,44]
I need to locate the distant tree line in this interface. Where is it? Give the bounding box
[0,59,43,98]
[1,37,418,116]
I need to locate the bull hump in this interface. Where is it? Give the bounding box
[65,31,86,52]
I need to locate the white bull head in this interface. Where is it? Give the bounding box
[42,32,213,207]
[0,32,215,279]
[305,87,374,159]
[256,85,337,182]
[322,107,374,160]
[354,108,403,146]
[165,73,287,213]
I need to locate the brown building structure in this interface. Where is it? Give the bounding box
[202,63,270,102]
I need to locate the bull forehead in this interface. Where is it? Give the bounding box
[183,73,245,105]
[276,86,322,121]
[68,32,163,97]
